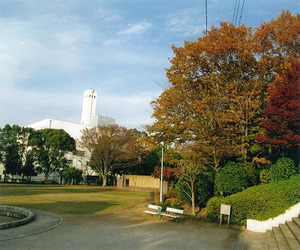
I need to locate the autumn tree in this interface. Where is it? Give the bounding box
[149,22,263,169]
[79,125,140,186]
[149,11,300,170]
[30,128,76,183]
[257,61,300,162]
[254,11,300,86]
[175,149,206,215]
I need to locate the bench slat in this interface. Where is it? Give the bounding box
[160,213,181,219]
[148,204,162,210]
[166,207,184,214]
[143,210,159,215]
[143,204,162,216]
[161,207,184,219]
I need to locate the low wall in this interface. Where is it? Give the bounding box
[117,175,168,193]
[0,205,35,230]
[247,202,300,233]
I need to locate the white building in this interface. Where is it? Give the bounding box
[0,89,115,182]
[28,89,115,140]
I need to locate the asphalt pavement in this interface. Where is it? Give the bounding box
[0,209,267,250]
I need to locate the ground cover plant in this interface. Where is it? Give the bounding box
[206,175,300,225]
[0,184,150,218]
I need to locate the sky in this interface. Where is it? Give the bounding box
[0,0,299,130]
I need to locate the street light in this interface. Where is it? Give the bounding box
[160,142,164,203]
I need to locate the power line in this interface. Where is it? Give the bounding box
[233,0,246,26]
[205,0,208,32]
[238,0,246,26]
[232,0,239,24]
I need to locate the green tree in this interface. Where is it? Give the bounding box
[79,125,140,186]
[0,124,22,181]
[30,128,76,183]
[18,127,36,181]
[62,167,83,185]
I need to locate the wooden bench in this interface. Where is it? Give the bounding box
[161,207,184,219]
[143,204,162,216]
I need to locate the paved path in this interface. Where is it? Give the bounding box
[0,210,267,250]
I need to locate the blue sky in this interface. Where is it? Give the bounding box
[0,0,299,130]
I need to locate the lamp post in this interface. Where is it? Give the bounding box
[160,142,164,203]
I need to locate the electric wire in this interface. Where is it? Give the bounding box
[232,0,239,25]
[205,0,208,32]
[233,0,246,26]
[238,0,246,26]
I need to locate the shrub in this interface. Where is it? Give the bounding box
[244,162,260,186]
[62,167,83,185]
[270,157,296,182]
[195,172,214,208]
[214,162,249,197]
[175,172,214,209]
[206,175,300,225]
[260,169,271,184]
[165,198,184,209]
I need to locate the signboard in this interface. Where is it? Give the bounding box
[220,204,231,225]
[221,204,231,215]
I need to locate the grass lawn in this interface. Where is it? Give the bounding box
[0,184,152,218]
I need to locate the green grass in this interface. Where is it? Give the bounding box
[0,184,151,218]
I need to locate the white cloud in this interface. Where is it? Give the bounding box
[98,91,161,129]
[168,9,204,36]
[55,29,91,47]
[119,20,152,35]
[95,8,122,22]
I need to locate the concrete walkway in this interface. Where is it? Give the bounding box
[0,210,266,250]
[0,209,63,241]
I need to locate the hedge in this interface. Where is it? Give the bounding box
[206,175,300,225]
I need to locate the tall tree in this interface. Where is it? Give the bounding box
[0,124,22,181]
[257,61,300,162]
[149,11,300,168]
[254,11,300,86]
[30,128,76,183]
[18,127,36,181]
[175,149,205,215]
[79,125,140,186]
[149,22,263,169]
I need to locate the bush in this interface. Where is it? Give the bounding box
[214,162,249,196]
[206,175,300,225]
[270,157,296,182]
[260,169,271,184]
[195,172,215,208]
[62,167,83,185]
[175,172,214,209]
[165,198,184,209]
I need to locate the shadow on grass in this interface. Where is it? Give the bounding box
[10,201,119,215]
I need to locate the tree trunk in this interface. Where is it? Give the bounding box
[191,185,195,216]
[102,175,107,186]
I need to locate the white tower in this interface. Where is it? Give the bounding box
[81,89,97,125]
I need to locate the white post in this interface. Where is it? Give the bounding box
[160,142,164,203]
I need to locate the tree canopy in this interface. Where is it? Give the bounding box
[257,61,300,160]
[79,125,140,186]
[30,128,76,183]
[148,11,300,170]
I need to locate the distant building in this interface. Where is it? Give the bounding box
[27,89,115,140]
[0,89,115,183]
